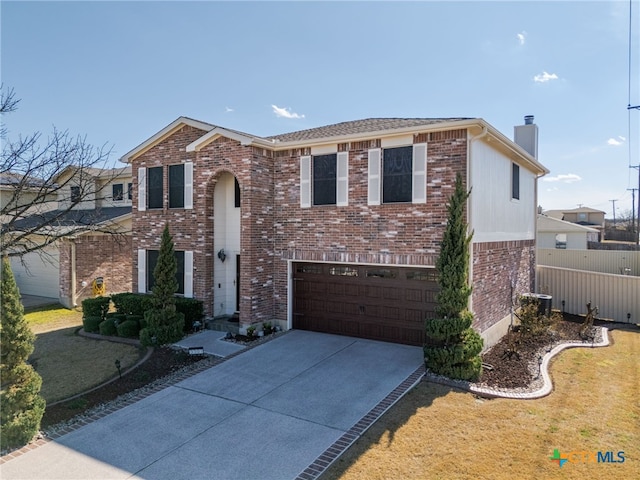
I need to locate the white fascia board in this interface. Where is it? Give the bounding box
[476,121,550,176]
[119,117,215,163]
[270,119,484,151]
[186,127,274,152]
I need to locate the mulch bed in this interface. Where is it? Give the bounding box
[40,347,206,428]
[478,312,597,389]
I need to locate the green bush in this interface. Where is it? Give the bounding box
[139,310,185,346]
[116,320,140,338]
[126,314,143,326]
[81,296,110,320]
[99,318,117,336]
[106,312,127,327]
[82,315,102,333]
[175,297,204,332]
[111,293,153,316]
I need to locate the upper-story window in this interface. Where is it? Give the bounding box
[128,183,133,200]
[383,146,413,203]
[112,183,124,201]
[169,165,184,208]
[147,167,163,209]
[137,163,192,212]
[313,154,337,206]
[578,212,587,222]
[512,163,520,200]
[70,186,81,203]
[368,144,426,205]
[300,152,348,208]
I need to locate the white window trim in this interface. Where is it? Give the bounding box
[184,162,193,210]
[368,148,381,206]
[184,250,193,297]
[300,155,311,208]
[336,152,349,207]
[137,249,146,293]
[137,167,146,211]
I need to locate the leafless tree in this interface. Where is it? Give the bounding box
[1,87,129,258]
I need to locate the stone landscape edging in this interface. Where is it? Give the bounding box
[424,326,610,400]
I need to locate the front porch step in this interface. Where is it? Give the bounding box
[206,317,240,335]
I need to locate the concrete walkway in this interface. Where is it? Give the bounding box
[0,331,423,480]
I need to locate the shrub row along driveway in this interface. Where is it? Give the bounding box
[1,331,423,480]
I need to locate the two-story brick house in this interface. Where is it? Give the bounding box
[121,115,548,347]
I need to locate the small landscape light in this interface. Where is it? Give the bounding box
[115,359,122,379]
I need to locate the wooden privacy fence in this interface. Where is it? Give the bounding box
[536,265,638,323]
[537,248,640,276]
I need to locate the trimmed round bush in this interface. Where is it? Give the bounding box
[116,320,140,338]
[126,314,143,326]
[81,296,110,320]
[82,315,102,333]
[99,318,117,336]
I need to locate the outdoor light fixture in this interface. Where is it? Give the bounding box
[217,249,226,262]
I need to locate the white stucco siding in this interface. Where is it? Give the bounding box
[469,139,536,243]
[10,247,60,298]
[213,173,241,317]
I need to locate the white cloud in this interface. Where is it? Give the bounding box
[517,31,526,45]
[533,71,559,83]
[271,104,305,119]
[607,136,626,146]
[542,173,582,183]
[225,107,234,113]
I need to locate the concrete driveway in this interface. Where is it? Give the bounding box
[1,331,423,480]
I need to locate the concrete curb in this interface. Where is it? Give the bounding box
[424,326,611,400]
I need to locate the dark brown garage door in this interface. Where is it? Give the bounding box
[292,263,438,346]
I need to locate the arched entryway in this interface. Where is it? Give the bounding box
[213,172,241,318]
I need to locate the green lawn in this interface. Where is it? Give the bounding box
[26,306,144,403]
[325,327,640,480]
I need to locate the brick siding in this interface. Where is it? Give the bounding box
[471,239,536,331]
[130,123,530,335]
[59,235,132,305]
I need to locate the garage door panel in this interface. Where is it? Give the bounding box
[293,263,438,346]
[10,249,59,298]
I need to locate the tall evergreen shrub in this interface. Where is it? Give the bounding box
[139,225,184,346]
[424,174,484,381]
[0,257,46,449]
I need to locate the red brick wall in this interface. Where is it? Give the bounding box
[59,235,132,306]
[471,239,536,332]
[131,125,536,335]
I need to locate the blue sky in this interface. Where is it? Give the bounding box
[2,1,639,217]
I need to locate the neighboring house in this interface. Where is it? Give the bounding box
[0,172,57,222]
[6,167,133,307]
[544,207,605,241]
[121,115,548,348]
[537,214,599,249]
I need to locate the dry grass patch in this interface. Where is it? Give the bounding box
[25,306,143,403]
[324,328,640,480]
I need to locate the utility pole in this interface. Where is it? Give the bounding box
[632,165,640,245]
[610,199,618,226]
[628,187,638,241]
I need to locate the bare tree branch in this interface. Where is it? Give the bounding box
[1,87,130,258]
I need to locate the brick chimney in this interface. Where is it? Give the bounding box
[514,115,538,159]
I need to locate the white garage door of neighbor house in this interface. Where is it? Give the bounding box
[10,249,60,299]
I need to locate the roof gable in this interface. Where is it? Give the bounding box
[120,117,214,163]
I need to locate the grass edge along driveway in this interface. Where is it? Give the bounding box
[324,327,639,480]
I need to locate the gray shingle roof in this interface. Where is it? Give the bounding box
[266,117,474,143]
[5,206,132,232]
